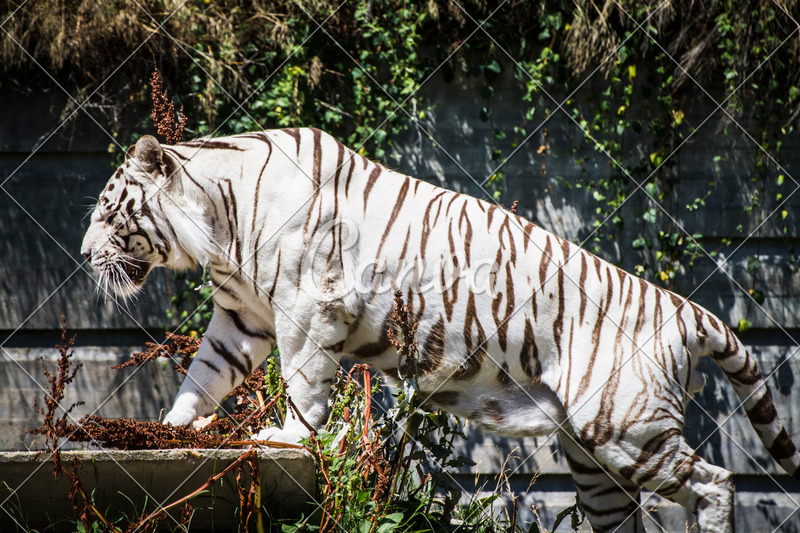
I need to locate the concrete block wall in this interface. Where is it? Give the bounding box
[2,63,799,530]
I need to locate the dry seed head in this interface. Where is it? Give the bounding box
[150,66,187,145]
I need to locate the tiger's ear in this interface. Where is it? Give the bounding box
[133,135,163,172]
[161,152,182,194]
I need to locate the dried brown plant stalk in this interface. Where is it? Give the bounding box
[111,333,200,374]
[127,449,260,532]
[26,322,291,531]
[150,66,187,145]
[387,290,419,379]
[236,452,262,531]
[29,316,84,476]
[32,323,285,449]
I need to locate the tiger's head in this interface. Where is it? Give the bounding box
[81,135,211,298]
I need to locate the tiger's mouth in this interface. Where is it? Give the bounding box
[123,258,150,285]
[93,254,152,299]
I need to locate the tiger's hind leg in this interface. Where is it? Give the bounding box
[581,429,733,533]
[559,431,645,533]
[632,436,733,533]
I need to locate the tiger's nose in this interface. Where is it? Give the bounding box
[82,250,92,261]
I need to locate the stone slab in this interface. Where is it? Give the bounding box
[0,448,316,532]
[0,345,183,451]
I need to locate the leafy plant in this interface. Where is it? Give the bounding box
[24,316,588,532]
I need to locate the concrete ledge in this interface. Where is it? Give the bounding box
[0,448,317,531]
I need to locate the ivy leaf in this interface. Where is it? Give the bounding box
[649,152,663,167]
[373,129,387,144]
[749,289,766,305]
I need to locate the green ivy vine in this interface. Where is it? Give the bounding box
[7,1,797,331]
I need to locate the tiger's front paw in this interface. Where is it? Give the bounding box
[162,392,205,426]
[253,426,309,445]
[162,406,197,427]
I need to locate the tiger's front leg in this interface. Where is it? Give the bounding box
[163,304,276,426]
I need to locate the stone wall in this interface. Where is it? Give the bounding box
[1,66,799,530]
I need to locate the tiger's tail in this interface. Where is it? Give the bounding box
[707,323,800,480]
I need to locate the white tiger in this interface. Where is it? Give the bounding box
[81,129,800,532]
